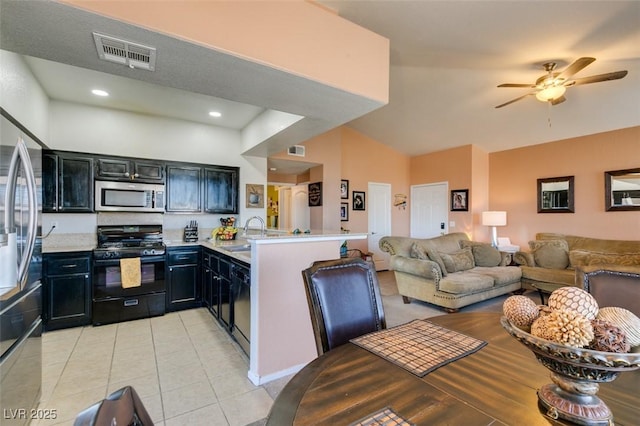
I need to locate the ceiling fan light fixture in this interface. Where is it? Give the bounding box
[536,85,566,102]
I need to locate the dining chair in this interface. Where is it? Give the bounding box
[576,265,640,316]
[302,257,386,355]
[74,386,153,426]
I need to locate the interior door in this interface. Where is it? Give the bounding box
[290,184,310,230]
[410,182,448,238]
[368,182,391,271]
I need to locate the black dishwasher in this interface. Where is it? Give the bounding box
[231,260,250,356]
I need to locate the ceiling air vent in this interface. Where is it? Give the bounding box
[288,145,305,157]
[93,32,156,71]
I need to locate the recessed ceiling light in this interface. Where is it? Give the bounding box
[209,111,222,118]
[91,89,109,97]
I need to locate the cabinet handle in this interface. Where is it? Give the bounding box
[62,264,77,268]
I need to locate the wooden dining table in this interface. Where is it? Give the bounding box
[267,312,639,425]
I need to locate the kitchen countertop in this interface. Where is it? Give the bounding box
[167,230,366,264]
[43,230,365,265]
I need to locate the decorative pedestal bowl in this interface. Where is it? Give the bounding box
[500,316,640,425]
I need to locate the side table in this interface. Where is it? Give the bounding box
[531,282,558,304]
[498,244,520,266]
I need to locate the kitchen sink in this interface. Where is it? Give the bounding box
[224,244,251,252]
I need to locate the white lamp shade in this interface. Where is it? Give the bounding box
[482,211,507,226]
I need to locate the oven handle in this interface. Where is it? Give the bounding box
[93,255,166,266]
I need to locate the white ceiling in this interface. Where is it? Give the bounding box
[320,0,640,156]
[2,1,639,164]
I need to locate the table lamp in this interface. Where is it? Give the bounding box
[482,211,507,248]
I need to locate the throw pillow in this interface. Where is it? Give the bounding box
[569,250,640,268]
[439,247,475,273]
[410,242,447,276]
[529,239,569,269]
[410,242,428,260]
[460,240,502,267]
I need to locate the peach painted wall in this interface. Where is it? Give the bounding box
[471,144,491,242]
[490,126,640,248]
[410,145,482,238]
[271,128,343,232]
[251,238,344,382]
[63,0,389,103]
[340,127,411,252]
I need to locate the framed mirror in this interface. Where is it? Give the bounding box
[537,176,574,213]
[605,168,640,211]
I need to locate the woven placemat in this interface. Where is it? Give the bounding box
[349,407,414,426]
[350,319,487,377]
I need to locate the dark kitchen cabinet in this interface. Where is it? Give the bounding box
[96,157,164,183]
[166,165,201,212]
[166,247,201,311]
[204,166,239,214]
[43,251,92,330]
[43,151,94,213]
[202,250,217,316]
[202,248,232,330]
[231,259,250,355]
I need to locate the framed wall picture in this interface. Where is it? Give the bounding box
[246,184,265,208]
[340,179,349,199]
[308,182,323,207]
[451,189,469,211]
[352,191,365,211]
[340,203,349,221]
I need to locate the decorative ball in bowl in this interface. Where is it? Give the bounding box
[500,316,640,425]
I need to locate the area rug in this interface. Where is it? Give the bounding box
[350,319,487,377]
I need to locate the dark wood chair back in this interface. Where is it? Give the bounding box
[302,257,386,355]
[74,386,154,426]
[577,266,640,316]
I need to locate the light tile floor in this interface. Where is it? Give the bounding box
[35,271,534,425]
[36,308,288,426]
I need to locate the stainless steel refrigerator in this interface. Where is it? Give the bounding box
[0,108,43,425]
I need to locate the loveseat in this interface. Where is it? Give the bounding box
[514,233,640,295]
[379,233,522,312]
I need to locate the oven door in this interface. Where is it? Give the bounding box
[93,255,165,299]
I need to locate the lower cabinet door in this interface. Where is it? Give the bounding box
[45,273,91,330]
[167,263,201,311]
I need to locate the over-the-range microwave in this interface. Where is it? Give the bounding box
[95,180,165,212]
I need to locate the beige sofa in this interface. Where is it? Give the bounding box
[379,233,522,313]
[514,233,640,295]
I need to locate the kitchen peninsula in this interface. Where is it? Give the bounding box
[225,230,368,385]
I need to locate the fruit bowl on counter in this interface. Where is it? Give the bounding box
[212,227,237,240]
[213,217,238,240]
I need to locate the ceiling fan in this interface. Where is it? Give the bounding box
[495,57,628,108]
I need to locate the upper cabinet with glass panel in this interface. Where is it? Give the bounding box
[537,176,575,213]
[605,168,640,211]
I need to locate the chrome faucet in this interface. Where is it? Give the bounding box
[243,216,265,236]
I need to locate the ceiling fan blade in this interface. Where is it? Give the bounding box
[495,92,535,109]
[557,57,595,80]
[497,83,536,88]
[567,70,628,86]
[550,95,566,106]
